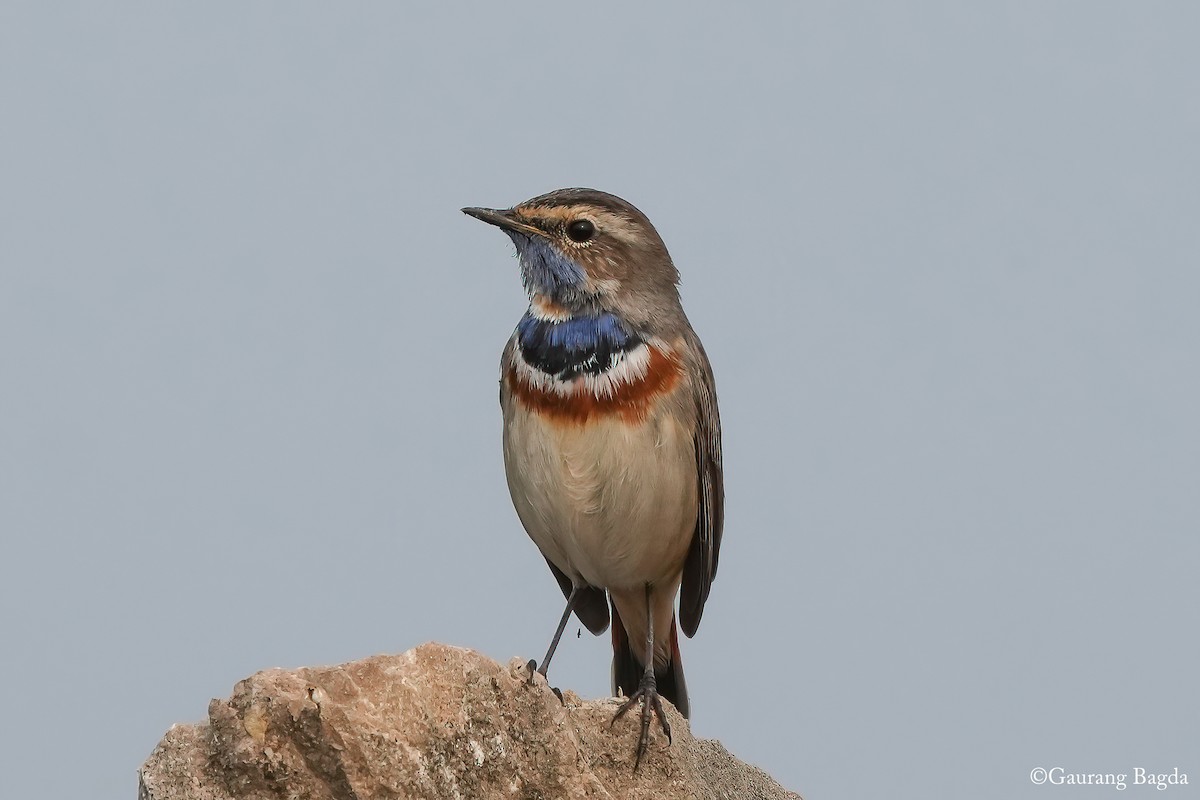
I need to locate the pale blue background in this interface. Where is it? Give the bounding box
[2,3,1197,798]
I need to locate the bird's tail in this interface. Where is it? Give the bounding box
[610,599,689,719]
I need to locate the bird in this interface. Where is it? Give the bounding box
[462,188,724,768]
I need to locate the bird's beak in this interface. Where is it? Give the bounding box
[461,206,545,238]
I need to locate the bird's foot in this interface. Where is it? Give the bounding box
[610,671,672,770]
[524,659,566,705]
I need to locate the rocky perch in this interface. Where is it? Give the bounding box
[140,643,801,800]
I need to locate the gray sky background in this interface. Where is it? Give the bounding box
[2,3,1197,798]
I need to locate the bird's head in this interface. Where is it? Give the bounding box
[462,188,681,325]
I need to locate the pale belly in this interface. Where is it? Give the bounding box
[502,404,698,591]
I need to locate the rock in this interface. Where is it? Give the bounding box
[140,643,801,800]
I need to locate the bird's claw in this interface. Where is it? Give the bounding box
[610,672,672,770]
[524,659,566,705]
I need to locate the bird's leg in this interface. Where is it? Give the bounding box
[527,585,580,688]
[610,583,672,770]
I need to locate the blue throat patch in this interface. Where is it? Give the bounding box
[516,312,644,380]
[508,232,587,299]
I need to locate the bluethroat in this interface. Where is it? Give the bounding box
[463,188,724,768]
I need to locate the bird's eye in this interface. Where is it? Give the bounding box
[566,219,595,243]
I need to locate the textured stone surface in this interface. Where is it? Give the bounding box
[140,643,801,800]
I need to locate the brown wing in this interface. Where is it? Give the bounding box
[679,336,724,638]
